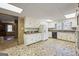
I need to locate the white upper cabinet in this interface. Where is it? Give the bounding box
[48,23,56,28]
[24,17,40,28]
[71,18,77,27]
[56,22,63,30]
[63,20,72,30]
[63,18,77,30]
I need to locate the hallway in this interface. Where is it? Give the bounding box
[0,38,76,56]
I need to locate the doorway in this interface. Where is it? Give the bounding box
[0,13,18,50]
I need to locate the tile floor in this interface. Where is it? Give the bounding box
[0,38,76,56]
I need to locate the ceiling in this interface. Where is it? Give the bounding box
[0,3,78,20]
[0,13,18,20]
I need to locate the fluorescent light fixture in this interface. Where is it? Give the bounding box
[64,13,76,18]
[46,19,52,22]
[0,3,23,13]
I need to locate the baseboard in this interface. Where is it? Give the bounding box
[25,40,42,46]
[57,38,75,43]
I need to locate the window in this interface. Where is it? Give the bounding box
[7,25,13,32]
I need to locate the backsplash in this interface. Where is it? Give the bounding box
[24,28,39,34]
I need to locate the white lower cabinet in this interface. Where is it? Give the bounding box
[48,32,52,38]
[24,33,42,45]
[57,32,76,42]
[69,33,76,42]
[57,32,63,39]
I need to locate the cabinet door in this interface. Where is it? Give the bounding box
[67,33,71,41]
[37,34,41,41]
[32,34,36,42]
[24,34,29,44]
[34,34,39,42]
[60,32,64,40]
[64,33,68,41]
[48,32,52,37]
[24,34,32,45]
[70,33,76,42]
[29,34,34,44]
[57,32,61,39]
[24,33,42,45]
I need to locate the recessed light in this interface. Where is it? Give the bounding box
[64,13,76,19]
[0,3,23,13]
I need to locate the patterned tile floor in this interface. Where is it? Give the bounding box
[0,38,76,56]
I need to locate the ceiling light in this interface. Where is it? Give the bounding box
[64,13,76,19]
[0,3,23,13]
[46,19,52,22]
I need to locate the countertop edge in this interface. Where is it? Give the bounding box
[48,30,76,32]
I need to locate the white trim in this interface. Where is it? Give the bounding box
[0,3,23,13]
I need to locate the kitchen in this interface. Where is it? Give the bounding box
[24,16,77,45]
[0,3,79,56]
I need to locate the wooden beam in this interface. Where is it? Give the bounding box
[17,17,24,45]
